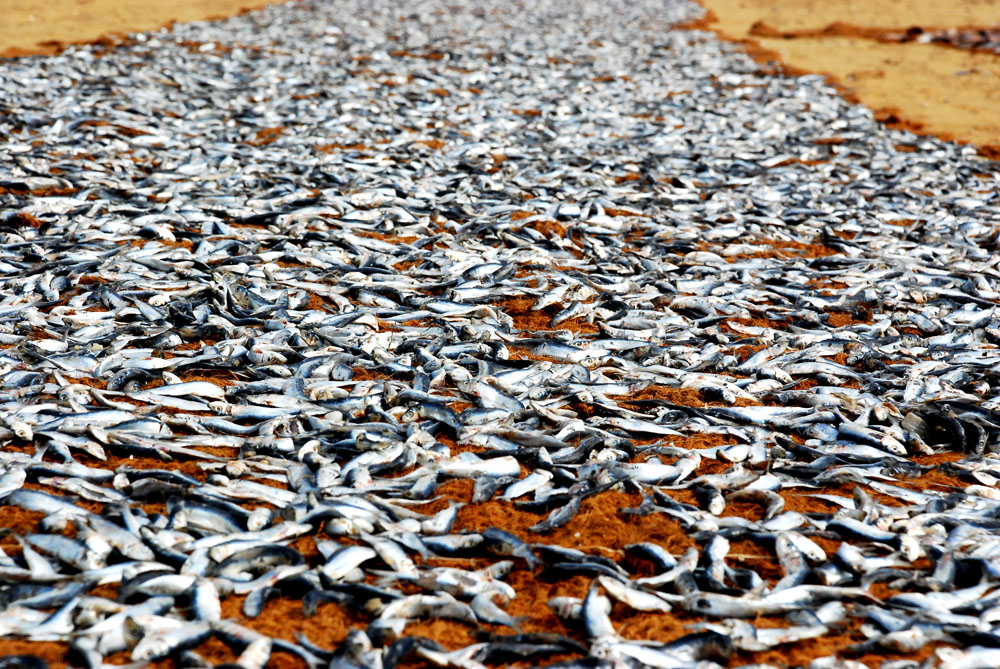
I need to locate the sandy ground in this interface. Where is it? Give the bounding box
[696,0,1000,154]
[0,0,282,57]
[701,0,1000,32]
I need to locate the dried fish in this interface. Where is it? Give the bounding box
[1,0,1000,666]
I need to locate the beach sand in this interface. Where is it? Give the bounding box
[0,0,280,58]
[695,0,1000,154]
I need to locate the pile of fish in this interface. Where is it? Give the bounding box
[891,25,1000,55]
[2,0,1000,667]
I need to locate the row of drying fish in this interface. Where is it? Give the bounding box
[2,0,1000,667]
[5,416,1000,668]
[892,26,1000,55]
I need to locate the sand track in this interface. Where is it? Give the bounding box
[0,0,281,58]
[694,0,1000,154]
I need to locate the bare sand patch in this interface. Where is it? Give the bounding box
[0,0,287,58]
[695,0,1000,155]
